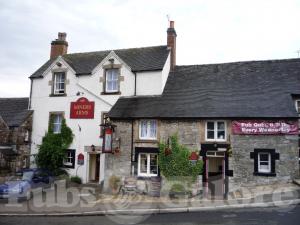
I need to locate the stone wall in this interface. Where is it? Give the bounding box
[230,134,299,190]
[109,119,299,193]
[104,120,132,189]
[0,113,32,172]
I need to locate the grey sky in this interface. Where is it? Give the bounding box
[1,0,300,97]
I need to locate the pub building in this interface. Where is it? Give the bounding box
[29,22,300,198]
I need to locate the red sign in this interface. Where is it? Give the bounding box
[77,153,84,165]
[70,97,94,119]
[102,128,113,153]
[232,120,298,135]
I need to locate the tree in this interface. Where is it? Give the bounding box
[36,118,73,175]
[158,135,203,182]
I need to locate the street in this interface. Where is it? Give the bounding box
[0,204,299,225]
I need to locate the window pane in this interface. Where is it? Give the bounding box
[139,154,147,173]
[217,122,225,130]
[259,154,269,161]
[207,131,214,139]
[107,81,113,91]
[149,121,156,138]
[207,122,214,130]
[217,131,225,139]
[112,80,118,91]
[150,154,158,175]
[140,121,147,137]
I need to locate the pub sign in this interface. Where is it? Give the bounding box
[232,120,298,135]
[70,97,95,119]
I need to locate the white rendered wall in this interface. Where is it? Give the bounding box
[30,52,170,183]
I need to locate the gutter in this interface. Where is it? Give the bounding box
[131,120,134,175]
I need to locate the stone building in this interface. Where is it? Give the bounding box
[108,59,300,198]
[28,20,300,198]
[0,98,32,174]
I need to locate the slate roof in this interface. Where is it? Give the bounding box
[30,45,169,78]
[109,58,300,119]
[0,98,32,127]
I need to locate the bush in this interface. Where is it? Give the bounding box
[158,135,203,182]
[170,183,186,193]
[36,118,74,176]
[70,176,82,184]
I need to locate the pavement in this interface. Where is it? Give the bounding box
[0,181,300,216]
[1,204,300,225]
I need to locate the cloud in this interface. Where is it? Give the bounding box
[0,0,300,97]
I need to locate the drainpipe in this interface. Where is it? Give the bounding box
[134,72,137,96]
[131,120,134,175]
[28,79,33,109]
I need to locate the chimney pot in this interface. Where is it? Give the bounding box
[170,21,174,28]
[58,32,67,41]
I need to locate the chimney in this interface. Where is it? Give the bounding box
[167,21,177,71]
[50,32,68,59]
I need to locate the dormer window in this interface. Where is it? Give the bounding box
[53,72,66,95]
[105,69,119,93]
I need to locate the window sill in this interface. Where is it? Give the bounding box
[49,93,67,97]
[202,141,229,144]
[135,139,158,143]
[63,164,74,169]
[253,172,276,177]
[101,91,121,95]
[137,175,159,179]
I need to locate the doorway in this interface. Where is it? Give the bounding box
[88,153,100,183]
[206,151,225,199]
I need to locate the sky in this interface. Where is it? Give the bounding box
[1,0,300,97]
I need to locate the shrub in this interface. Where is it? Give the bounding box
[158,135,203,182]
[36,118,74,176]
[70,176,82,184]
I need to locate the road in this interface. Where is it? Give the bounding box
[0,204,299,225]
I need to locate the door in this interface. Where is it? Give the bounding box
[206,151,225,199]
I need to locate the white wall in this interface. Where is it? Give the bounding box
[30,51,171,183]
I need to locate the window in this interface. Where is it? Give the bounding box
[51,113,63,134]
[205,121,226,141]
[139,120,157,140]
[138,153,158,177]
[250,149,279,176]
[53,72,66,95]
[258,152,271,173]
[63,149,75,168]
[105,69,119,93]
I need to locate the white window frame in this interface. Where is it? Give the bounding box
[63,151,73,166]
[52,114,63,134]
[258,152,271,173]
[205,121,226,142]
[53,72,66,95]
[137,153,158,177]
[105,69,119,93]
[139,120,157,140]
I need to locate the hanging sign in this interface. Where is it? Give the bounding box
[102,127,113,153]
[232,120,298,135]
[70,97,95,119]
[77,153,84,165]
